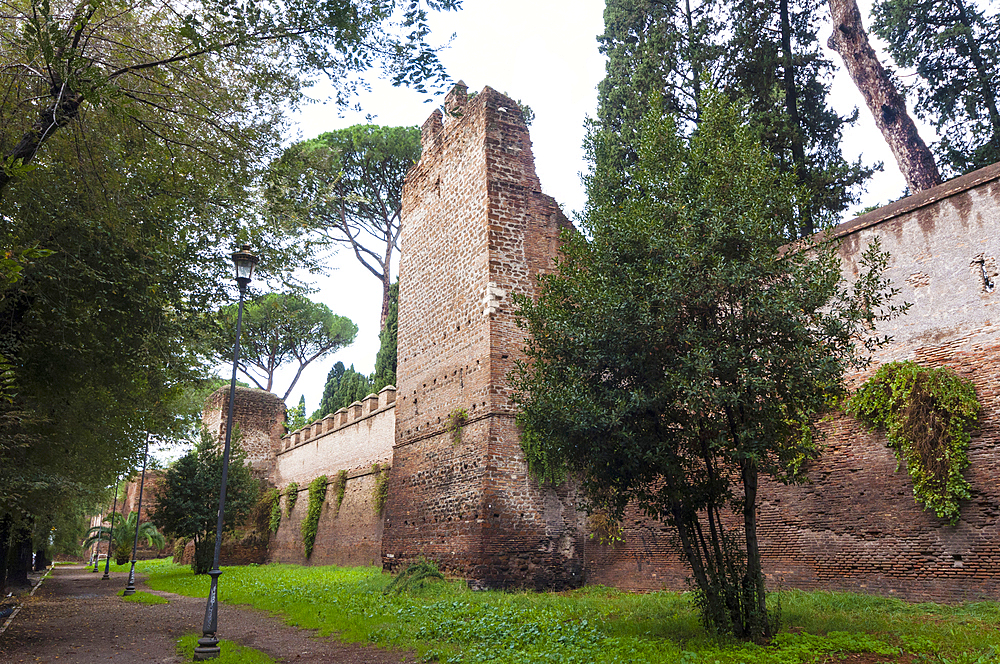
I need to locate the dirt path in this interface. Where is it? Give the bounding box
[0,564,413,663]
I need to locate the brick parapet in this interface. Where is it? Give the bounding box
[274,386,395,487]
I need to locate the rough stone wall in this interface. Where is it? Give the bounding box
[382,83,585,589]
[268,466,387,566]
[203,387,286,479]
[274,386,396,486]
[585,163,1000,602]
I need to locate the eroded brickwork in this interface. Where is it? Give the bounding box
[585,164,1000,602]
[203,387,286,479]
[382,83,585,588]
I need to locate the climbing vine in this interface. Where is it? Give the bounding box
[447,407,468,445]
[848,361,980,524]
[285,482,298,515]
[332,470,348,514]
[266,488,281,533]
[301,475,328,558]
[372,463,390,514]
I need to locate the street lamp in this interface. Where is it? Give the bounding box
[194,245,258,661]
[123,432,151,595]
[102,475,120,580]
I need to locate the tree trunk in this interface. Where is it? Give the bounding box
[34,548,49,571]
[0,513,11,593]
[0,91,85,197]
[7,525,33,587]
[827,0,941,191]
[741,458,770,639]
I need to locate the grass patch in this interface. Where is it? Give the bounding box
[117,589,169,604]
[176,634,276,663]
[131,558,1000,664]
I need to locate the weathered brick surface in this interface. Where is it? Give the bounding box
[382,83,585,589]
[275,386,395,485]
[268,467,386,567]
[203,387,286,479]
[585,164,1000,602]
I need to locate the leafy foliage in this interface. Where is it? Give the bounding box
[150,429,259,574]
[872,0,1000,175]
[383,558,445,595]
[285,483,299,516]
[591,0,870,235]
[514,91,903,640]
[372,464,390,515]
[1,0,459,197]
[212,292,357,402]
[372,281,400,392]
[85,509,166,564]
[333,470,349,514]
[287,397,308,432]
[267,126,421,330]
[302,475,328,558]
[266,489,282,533]
[314,363,374,421]
[848,361,979,523]
[447,408,468,445]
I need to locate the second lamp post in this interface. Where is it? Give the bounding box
[193,245,258,661]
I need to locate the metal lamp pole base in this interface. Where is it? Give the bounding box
[123,560,138,595]
[193,569,223,660]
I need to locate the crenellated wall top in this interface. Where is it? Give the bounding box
[279,385,396,452]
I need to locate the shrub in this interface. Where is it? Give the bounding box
[302,475,328,558]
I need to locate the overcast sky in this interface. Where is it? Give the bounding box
[265,0,929,417]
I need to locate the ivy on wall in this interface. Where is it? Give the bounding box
[285,482,298,516]
[372,464,390,514]
[848,361,980,524]
[266,488,281,533]
[301,475,328,558]
[332,470,348,514]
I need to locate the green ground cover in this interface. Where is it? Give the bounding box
[176,634,276,663]
[117,589,169,604]
[129,559,999,664]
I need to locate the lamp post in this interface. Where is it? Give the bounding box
[102,475,120,580]
[123,432,151,596]
[194,245,257,661]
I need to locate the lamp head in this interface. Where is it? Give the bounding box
[231,245,258,287]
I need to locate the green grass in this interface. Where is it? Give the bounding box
[117,589,169,604]
[176,634,276,663]
[128,558,1000,664]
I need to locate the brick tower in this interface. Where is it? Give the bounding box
[382,83,585,588]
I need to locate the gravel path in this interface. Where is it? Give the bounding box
[0,564,414,663]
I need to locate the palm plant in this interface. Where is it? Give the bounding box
[83,511,166,565]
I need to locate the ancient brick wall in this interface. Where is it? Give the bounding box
[203,387,286,479]
[267,466,387,567]
[382,83,586,589]
[585,164,1000,602]
[274,386,395,485]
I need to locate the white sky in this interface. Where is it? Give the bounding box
[266,0,930,416]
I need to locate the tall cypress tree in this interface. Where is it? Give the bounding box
[726,0,873,235]
[372,281,398,392]
[591,0,872,235]
[590,0,723,201]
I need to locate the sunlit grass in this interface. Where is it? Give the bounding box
[131,559,1000,664]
